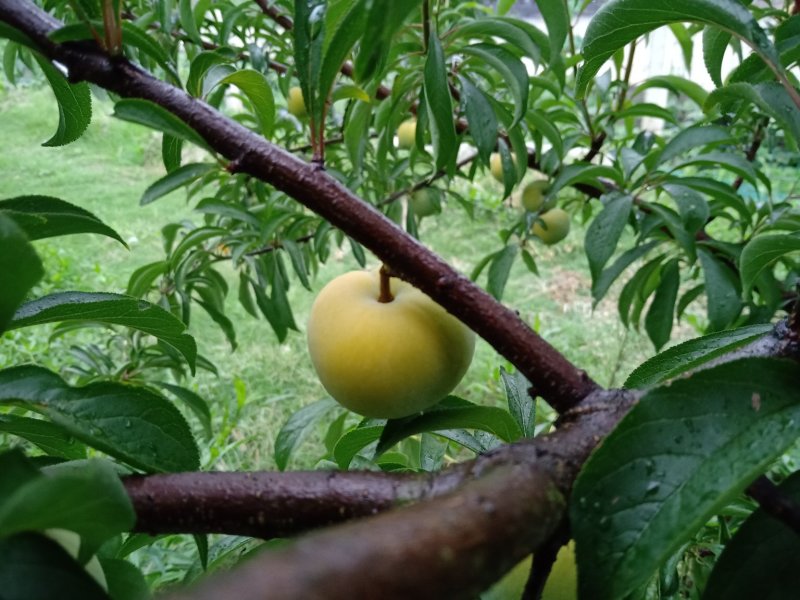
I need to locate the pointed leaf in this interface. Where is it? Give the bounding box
[0,214,43,334]
[0,196,125,245]
[740,232,800,296]
[585,193,633,281]
[573,358,800,600]
[9,292,197,373]
[33,55,91,147]
[0,366,199,473]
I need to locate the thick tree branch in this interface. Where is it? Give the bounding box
[164,465,566,600]
[746,475,800,537]
[0,0,597,411]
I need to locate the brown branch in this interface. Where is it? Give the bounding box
[732,117,768,191]
[746,475,800,536]
[0,0,596,411]
[163,465,567,600]
[125,470,434,539]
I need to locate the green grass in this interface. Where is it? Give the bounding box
[1,85,669,474]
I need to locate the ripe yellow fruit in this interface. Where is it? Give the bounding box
[409,188,441,217]
[287,86,306,118]
[521,180,549,212]
[531,208,570,245]
[397,119,417,149]
[482,542,577,600]
[490,152,518,183]
[307,270,475,419]
[44,529,107,590]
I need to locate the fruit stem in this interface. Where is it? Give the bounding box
[378,265,394,303]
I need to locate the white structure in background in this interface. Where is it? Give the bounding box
[526,12,743,132]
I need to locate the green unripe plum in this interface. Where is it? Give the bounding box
[287,86,306,118]
[44,529,107,590]
[307,270,475,418]
[397,119,417,149]
[482,542,577,600]
[531,208,570,245]
[521,180,549,212]
[490,152,518,183]
[409,188,441,217]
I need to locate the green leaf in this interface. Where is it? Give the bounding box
[703,471,800,600]
[703,27,731,87]
[215,70,276,138]
[179,0,202,43]
[453,18,543,64]
[654,125,733,166]
[352,0,421,83]
[153,382,212,439]
[9,292,197,373]
[698,248,741,331]
[113,99,209,150]
[460,76,498,166]
[0,456,134,545]
[424,32,458,172]
[706,82,800,146]
[33,54,91,147]
[121,21,181,85]
[669,151,758,188]
[572,358,800,600]
[100,558,151,600]
[186,50,234,98]
[577,0,779,98]
[533,0,569,67]
[740,232,800,296]
[0,366,200,473]
[0,415,86,460]
[333,420,385,469]
[634,75,708,108]
[500,367,535,438]
[661,184,709,234]
[615,102,678,125]
[0,196,125,245]
[375,396,522,457]
[140,163,216,206]
[274,398,338,470]
[0,533,108,600]
[592,241,660,304]
[624,323,773,388]
[644,259,679,350]
[548,163,621,198]
[486,244,518,301]
[319,0,367,108]
[126,261,167,298]
[461,43,528,128]
[162,134,182,173]
[585,193,633,281]
[0,214,43,334]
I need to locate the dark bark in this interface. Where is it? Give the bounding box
[0,0,597,412]
[746,475,800,537]
[164,465,566,600]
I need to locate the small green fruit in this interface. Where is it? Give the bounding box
[521,180,549,212]
[397,119,417,149]
[490,152,519,183]
[409,188,441,217]
[287,86,306,118]
[531,208,570,245]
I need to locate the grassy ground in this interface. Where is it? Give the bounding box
[1,84,666,475]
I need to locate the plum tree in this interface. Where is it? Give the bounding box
[1,0,799,599]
